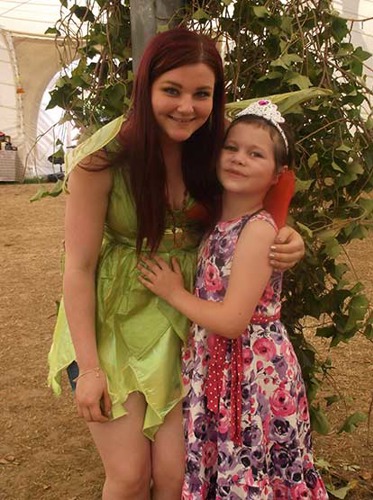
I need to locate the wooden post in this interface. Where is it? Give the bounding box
[129,0,156,73]
[155,0,185,30]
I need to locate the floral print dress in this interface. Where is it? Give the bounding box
[182,211,328,499]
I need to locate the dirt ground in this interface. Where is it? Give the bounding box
[0,183,372,500]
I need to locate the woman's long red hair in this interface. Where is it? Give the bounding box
[116,28,226,252]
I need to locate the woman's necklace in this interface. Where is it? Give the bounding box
[166,190,188,248]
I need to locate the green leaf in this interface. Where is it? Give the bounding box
[336,171,359,187]
[192,8,209,20]
[353,47,372,62]
[306,377,320,403]
[49,148,65,162]
[334,263,349,279]
[349,225,368,240]
[347,295,369,322]
[315,458,332,471]
[30,180,64,202]
[295,221,313,238]
[270,54,303,69]
[359,197,373,215]
[327,482,356,499]
[307,153,318,168]
[366,116,373,130]
[45,27,61,36]
[330,334,345,347]
[325,395,340,406]
[350,282,365,294]
[331,16,349,42]
[252,6,270,18]
[350,59,363,76]
[348,161,364,174]
[285,73,312,90]
[310,405,330,435]
[324,238,342,258]
[338,412,367,433]
[335,143,352,153]
[364,323,373,340]
[295,178,313,193]
[257,71,283,82]
[280,16,293,35]
[336,43,354,56]
[316,326,335,338]
[331,161,344,173]
[156,24,169,33]
[70,6,95,23]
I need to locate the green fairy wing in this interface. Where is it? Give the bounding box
[64,115,125,180]
[225,88,333,119]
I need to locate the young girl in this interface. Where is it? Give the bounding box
[139,100,328,499]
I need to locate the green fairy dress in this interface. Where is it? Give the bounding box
[47,116,203,439]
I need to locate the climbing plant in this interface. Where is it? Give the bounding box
[43,0,373,441]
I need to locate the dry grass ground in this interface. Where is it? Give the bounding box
[0,183,372,499]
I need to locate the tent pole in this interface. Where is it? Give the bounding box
[129,0,184,72]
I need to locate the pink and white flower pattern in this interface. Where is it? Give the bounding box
[182,212,328,499]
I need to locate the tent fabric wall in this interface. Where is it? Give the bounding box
[12,33,63,176]
[0,0,65,177]
[0,29,64,177]
[0,29,21,153]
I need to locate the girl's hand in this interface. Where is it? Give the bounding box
[75,370,111,423]
[138,256,184,300]
[269,226,305,270]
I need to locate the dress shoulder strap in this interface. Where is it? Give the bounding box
[248,210,278,231]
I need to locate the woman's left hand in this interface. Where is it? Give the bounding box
[138,256,184,300]
[269,226,305,271]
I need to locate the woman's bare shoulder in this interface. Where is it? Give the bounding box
[77,148,111,171]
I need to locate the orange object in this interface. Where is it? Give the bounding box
[263,169,295,228]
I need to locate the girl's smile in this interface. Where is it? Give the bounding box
[218,123,279,198]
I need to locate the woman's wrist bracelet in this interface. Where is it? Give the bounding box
[73,366,102,383]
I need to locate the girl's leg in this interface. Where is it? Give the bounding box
[151,402,185,500]
[88,392,151,500]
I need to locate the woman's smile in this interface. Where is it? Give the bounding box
[151,63,215,143]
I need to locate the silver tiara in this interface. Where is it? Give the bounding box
[236,99,289,153]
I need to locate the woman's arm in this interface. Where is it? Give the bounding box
[269,226,305,270]
[139,220,276,339]
[63,153,112,422]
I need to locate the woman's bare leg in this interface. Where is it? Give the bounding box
[151,402,185,500]
[88,392,151,500]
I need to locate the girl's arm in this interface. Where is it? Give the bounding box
[63,153,112,422]
[139,220,276,339]
[270,226,305,270]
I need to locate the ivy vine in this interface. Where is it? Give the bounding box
[43,0,373,444]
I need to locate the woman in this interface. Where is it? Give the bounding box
[48,29,304,500]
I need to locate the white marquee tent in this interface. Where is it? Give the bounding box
[0,0,372,179]
[0,0,80,178]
